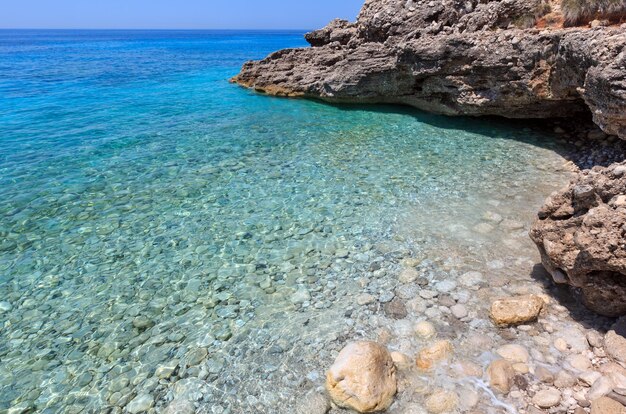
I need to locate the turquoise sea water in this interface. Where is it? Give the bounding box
[0,30,574,413]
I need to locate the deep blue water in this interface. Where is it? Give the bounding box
[0,30,571,413]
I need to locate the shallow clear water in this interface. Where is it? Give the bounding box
[0,30,575,413]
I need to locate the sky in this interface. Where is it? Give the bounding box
[0,0,364,30]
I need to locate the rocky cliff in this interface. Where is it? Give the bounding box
[232,0,626,139]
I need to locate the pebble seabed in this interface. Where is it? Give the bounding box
[1,105,625,414]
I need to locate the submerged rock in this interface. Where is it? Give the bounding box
[590,396,626,414]
[532,388,562,408]
[425,389,459,414]
[605,318,626,368]
[326,341,397,413]
[415,321,436,339]
[530,162,626,316]
[126,394,154,413]
[489,295,544,326]
[416,340,453,371]
[488,359,515,394]
[162,399,195,414]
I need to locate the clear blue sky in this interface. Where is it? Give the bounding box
[1,0,364,30]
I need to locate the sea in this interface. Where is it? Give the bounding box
[0,30,574,413]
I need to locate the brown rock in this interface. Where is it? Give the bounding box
[326,341,397,413]
[536,366,555,384]
[530,162,626,317]
[605,318,626,368]
[489,295,544,326]
[425,389,459,413]
[487,359,515,394]
[384,298,408,320]
[590,396,626,414]
[416,340,453,371]
[390,351,413,371]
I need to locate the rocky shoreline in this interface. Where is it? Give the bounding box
[230,0,626,412]
[232,5,626,140]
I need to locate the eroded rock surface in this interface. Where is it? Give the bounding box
[232,0,626,139]
[530,162,626,316]
[489,295,544,326]
[326,341,397,413]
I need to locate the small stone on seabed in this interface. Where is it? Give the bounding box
[127,394,154,413]
[295,391,330,414]
[357,293,376,306]
[415,321,436,339]
[425,389,459,413]
[399,267,419,283]
[185,348,208,366]
[450,304,467,319]
[488,359,515,394]
[162,399,195,414]
[496,344,529,363]
[156,360,179,379]
[590,396,626,414]
[459,271,483,289]
[416,340,453,371]
[489,295,543,326]
[384,298,407,319]
[532,388,561,408]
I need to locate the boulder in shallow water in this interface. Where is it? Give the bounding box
[326,341,397,413]
[489,295,544,326]
[416,340,453,371]
[530,162,626,316]
[488,359,515,394]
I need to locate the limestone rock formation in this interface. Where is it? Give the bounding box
[326,341,397,413]
[232,0,626,139]
[530,162,626,316]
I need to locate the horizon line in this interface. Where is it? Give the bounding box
[0,27,320,31]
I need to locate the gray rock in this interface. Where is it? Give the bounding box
[162,399,195,414]
[459,272,484,289]
[357,293,376,306]
[450,304,468,319]
[291,288,311,304]
[434,280,457,294]
[126,394,154,413]
[0,301,12,312]
[184,348,208,367]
